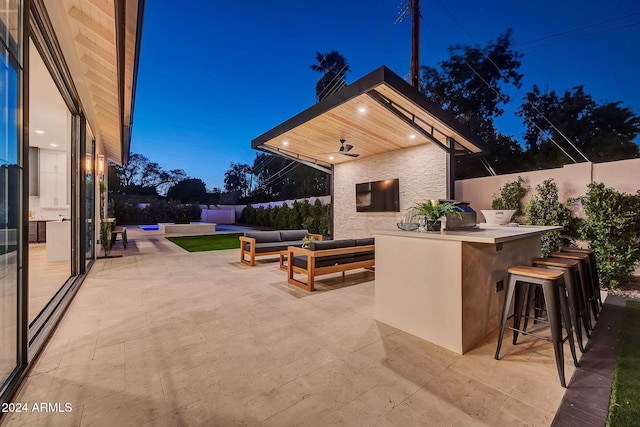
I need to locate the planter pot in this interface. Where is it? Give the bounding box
[425,219,441,231]
[480,210,516,225]
[419,218,441,232]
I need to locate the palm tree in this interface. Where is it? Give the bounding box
[310,50,350,102]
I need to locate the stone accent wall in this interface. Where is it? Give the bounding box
[333,144,447,239]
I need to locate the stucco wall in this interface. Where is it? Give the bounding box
[455,158,640,223]
[333,144,447,239]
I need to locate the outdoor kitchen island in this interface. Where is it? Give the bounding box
[373,225,561,354]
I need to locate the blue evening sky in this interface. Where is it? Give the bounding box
[131,1,640,190]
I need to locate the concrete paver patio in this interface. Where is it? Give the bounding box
[2,228,580,426]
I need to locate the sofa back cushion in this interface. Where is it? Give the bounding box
[355,237,374,246]
[244,231,282,243]
[309,239,356,251]
[279,229,309,241]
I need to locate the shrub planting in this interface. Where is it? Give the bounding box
[579,183,640,288]
[111,200,201,225]
[525,179,576,257]
[239,199,330,236]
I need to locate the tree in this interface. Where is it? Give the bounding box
[421,30,525,178]
[519,85,640,169]
[250,153,328,202]
[223,162,252,198]
[166,178,207,204]
[110,152,187,195]
[310,50,350,102]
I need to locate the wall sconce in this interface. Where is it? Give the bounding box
[85,153,92,173]
[97,154,105,176]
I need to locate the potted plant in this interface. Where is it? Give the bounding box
[412,200,462,231]
[99,180,113,257]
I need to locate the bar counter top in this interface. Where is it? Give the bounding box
[374,224,561,244]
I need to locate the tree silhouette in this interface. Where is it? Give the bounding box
[310,50,350,102]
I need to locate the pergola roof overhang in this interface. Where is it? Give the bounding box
[252,66,489,174]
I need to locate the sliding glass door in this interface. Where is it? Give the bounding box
[0,2,22,395]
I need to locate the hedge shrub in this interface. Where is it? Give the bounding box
[111,200,201,225]
[239,199,330,236]
[579,183,640,288]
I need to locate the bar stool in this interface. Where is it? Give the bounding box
[548,251,599,321]
[561,247,602,310]
[495,266,579,387]
[532,257,591,352]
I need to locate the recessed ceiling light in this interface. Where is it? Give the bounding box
[329,156,334,160]
[282,140,289,146]
[35,130,45,134]
[49,143,57,147]
[358,107,366,113]
[409,134,416,139]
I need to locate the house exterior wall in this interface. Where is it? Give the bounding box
[333,144,448,239]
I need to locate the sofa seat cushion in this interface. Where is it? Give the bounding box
[279,229,309,241]
[355,237,374,246]
[354,251,375,262]
[244,230,282,243]
[309,239,356,251]
[293,254,357,269]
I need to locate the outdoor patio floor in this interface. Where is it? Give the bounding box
[2,228,592,426]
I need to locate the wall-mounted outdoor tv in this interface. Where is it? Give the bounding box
[355,179,400,212]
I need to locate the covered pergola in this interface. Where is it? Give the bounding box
[251,66,489,199]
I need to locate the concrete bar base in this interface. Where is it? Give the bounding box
[373,226,559,354]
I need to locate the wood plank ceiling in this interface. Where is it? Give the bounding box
[58,0,140,165]
[252,67,486,170]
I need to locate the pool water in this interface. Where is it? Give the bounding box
[139,225,160,231]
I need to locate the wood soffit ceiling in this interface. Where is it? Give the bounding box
[252,66,488,169]
[56,0,142,165]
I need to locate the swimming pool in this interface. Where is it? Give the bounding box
[139,225,160,231]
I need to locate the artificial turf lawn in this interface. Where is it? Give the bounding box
[607,300,640,427]
[166,233,243,252]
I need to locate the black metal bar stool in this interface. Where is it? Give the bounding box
[495,265,579,387]
[561,247,602,311]
[532,257,591,352]
[548,251,599,321]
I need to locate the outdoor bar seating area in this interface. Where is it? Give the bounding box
[495,246,602,387]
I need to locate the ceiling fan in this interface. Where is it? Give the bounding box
[322,139,360,158]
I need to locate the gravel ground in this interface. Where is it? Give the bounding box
[607,275,640,300]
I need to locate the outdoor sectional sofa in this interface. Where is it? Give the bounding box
[239,229,323,266]
[287,238,375,292]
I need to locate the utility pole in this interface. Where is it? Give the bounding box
[397,0,421,89]
[410,0,420,89]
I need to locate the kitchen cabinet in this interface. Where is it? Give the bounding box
[39,150,67,208]
[28,220,47,243]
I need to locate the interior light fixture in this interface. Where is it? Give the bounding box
[35,130,45,134]
[85,154,92,172]
[409,134,416,139]
[329,156,334,160]
[49,143,57,147]
[282,140,289,146]
[358,107,366,113]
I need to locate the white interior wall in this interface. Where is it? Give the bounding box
[333,144,448,239]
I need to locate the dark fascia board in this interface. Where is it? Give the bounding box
[251,65,489,155]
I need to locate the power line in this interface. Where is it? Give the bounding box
[519,21,640,51]
[427,0,590,162]
[514,11,640,48]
